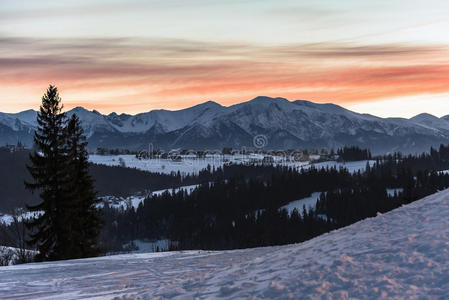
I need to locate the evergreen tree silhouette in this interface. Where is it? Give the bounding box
[66,114,102,257]
[25,85,102,260]
[25,85,70,260]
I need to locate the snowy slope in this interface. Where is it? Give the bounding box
[66,107,117,138]
[109,101,226,133]
[2,189,449,299]
[280,192,322,216]
[0,110,37,130]
[410,113,449,131]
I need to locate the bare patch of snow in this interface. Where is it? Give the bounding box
[386,188,403,196]
[280,192,322,216]
[0,211,43,226]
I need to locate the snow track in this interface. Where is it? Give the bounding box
[1,189,449,299]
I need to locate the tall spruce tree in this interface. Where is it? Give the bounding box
[25,85,103,261]
[66,114,102,258]
[25,85,71,261]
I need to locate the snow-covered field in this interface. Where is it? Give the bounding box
[311,160,375,173]
[89,154,373,175]
[0,185,201,224]
[387,188,404,197]
[2,188,449,299]
[280,192,322,216]
[98,184,201,210]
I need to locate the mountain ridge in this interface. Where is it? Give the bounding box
[2,96,449,154]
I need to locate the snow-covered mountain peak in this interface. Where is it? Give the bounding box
[2,97,449,153]
[13,109,38,126]
[411,112,439,121]
[16,109,37,115]
[249,96,288,103]
[441,115,449,122]
[294,100,347,113]
[410,113,449,131]
[0,110,38,129]
[67,107,100,119]
[70,106,89,112]
[197,100,223,108]
[66,107,115,137]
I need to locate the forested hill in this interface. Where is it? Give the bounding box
[0,149,201,212]
[0,148,303,212]
[99,144,449,251]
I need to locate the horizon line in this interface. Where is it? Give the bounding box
[1,95,445,119]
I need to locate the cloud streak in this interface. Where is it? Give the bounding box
[1,36,449,113]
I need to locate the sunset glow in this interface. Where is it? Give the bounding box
[1,0,449,116]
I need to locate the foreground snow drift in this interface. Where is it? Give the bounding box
[2,189,449,299]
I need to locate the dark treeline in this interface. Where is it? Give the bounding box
[101,144,449,251]
[101,166,353,250]
[0,148,41,211]
[375,144,449,173]
[0,150,308,212]
[0,151,217,212]
[0,148,198,212]
[337,146,372,161]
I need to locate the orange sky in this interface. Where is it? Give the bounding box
[2,0,449,117]
[2,39,449,116]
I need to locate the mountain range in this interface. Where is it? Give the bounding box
[2,96,449,154]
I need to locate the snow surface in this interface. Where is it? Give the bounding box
[386,188,404,197]
[280,192,322,216]
[90,154,232,175]
[0,185,201,223]
[310,160,375,173]
[99,184,200,210]
[410,113,449,131]
[0,211,43,226]
[89,154,372,175]
[0,110,37,130]
[2,188,449,299]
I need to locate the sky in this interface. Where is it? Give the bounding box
[1,0,449,118]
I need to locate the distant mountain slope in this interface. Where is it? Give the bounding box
[2,188,449,299]
[2,97,449,154]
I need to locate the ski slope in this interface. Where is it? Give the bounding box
[1,189,449,299]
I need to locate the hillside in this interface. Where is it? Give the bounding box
[0,149,200,213]
[1,188,448,299]
[2,97,449,153]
